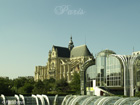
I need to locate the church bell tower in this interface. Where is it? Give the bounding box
[68,36,74,51]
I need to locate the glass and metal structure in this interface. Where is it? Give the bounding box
[106,56,122,87]
[133,55,140,93]
[85,49,140,96]
[0,94,65,105]
[2,94,140,105]
[61,95,140,105]
[86,50,123,87]
[96,50,117,87]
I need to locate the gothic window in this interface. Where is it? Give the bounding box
[52,62,54,68]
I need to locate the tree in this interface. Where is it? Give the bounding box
[18,83,34,95]
[0,78,13,95]
[55,78,69,93]
[12,77,35,94]
[13,77,27,93]
[69,71,80,94]
[48,78,55,83]
[43,79,55,92]
[32,80,47,94]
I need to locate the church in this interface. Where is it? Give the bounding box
[34,37,94,82]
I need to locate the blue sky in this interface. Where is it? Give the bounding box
[0,0,140,79]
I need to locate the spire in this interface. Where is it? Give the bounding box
[68,36,74,51]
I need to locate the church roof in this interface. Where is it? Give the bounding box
[70,45,92,58]
[53,46,70,58]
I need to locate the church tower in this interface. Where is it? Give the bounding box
[68,36,74,51]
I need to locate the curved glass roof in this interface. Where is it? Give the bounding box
[1,95,140,105]
[62,95,140,105]
[97,49,116,56]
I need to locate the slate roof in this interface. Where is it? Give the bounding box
[53,46,70,58]
[70,45,92,58]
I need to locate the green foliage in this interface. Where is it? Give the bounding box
[135,91,140,97]
[32,80,47,94]
[0,78,14,95]
[48,78,55,83]
[55,78,70,93]
[69,72,80,94]
[13,77,27,89]
[43,79,55,91]
[0,74,81,95]
[18,83,34,95]
[12,77,35,94]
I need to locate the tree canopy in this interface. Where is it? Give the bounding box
[0,73,80,95]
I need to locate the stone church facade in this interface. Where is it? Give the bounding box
[34,37,94,82]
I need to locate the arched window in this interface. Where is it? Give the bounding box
[52,62,54,68]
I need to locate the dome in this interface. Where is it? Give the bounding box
[97,49,116,57]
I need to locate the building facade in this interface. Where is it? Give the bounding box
[34,37,94,82]
[85,50,140,96]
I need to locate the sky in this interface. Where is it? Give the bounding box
[0,0,140,79]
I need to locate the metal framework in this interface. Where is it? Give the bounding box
[111,54,140,96]
[1,94,140,105]
[80,59,95,95]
